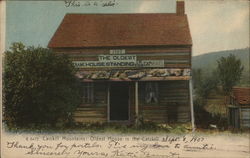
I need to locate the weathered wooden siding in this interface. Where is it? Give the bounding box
[61,46,192,124]
[94,83,108,106]
[53,46,191,69]
[53,46,191,55]
[160,81,190,123]
[73,83,107,123]
[73,106,107,123]
[141,106,168,123]
[240,107,250,128]
[73,81,190,123]
[228,106,250,129]
[138,81,190,123]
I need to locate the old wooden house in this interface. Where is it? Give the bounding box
[48,1,194,125]
[228,87,250,129]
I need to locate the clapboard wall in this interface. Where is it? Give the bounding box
[138,81,190,123]
[240,107,250,128]
[73,82,108,123]
[52,46,192,69]
[73,81,190,124]
[57,46,192,124]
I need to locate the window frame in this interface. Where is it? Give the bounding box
[82,82,94,104]
[144,82,159,105]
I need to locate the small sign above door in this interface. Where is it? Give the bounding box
[110,49,126,55]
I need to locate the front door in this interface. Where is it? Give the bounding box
[110,82,129,121]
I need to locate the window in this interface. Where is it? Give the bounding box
[145,82,159,104]
[82,83,94,103]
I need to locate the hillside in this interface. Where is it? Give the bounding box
[192,48,249,70]
[192,48,250,86]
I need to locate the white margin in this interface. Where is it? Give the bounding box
[0,0,6,157]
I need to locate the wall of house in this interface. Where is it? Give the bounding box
[73,80,191,124]
[240,106,250,128]
[228,105,250,129]
[138,81,190,123]
[56,46,192,124]
[52,46,192,69]
[73,82,108,123]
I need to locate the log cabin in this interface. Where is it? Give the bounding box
[48,0,194,125]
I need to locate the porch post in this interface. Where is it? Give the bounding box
[189,78,195,132]
[135,81,139,125]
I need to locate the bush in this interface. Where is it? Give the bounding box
[3,43,82,128]
[196,71,219,98]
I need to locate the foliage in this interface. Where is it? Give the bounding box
[205,103,227,117]
[192,68,202,89]
[6,121,192,134]
[193,53,245,129]
[193,69,219,100]
[216,54,244,94]
[192,48,249,87]
[192,69,225,129]
[3,42,82,128]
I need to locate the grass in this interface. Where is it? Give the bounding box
[4,122,193,134]
[4,122,249,135]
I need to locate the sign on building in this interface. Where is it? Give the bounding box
[73,54,164,68]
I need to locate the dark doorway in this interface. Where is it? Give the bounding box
[110,82,129,121]
[229,107,240,129]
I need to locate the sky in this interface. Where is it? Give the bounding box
[5,0,250,56]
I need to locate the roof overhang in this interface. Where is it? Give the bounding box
[76,68,191,82]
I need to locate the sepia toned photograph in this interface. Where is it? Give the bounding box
[1,0,249,157]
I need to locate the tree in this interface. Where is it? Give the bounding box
[217,54,244,94]
[192,68,203,89]
[3,42,82,128]
[196,71,219,98]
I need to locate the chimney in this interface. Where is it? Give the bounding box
[176,0,185,15]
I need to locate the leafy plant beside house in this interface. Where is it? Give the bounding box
[193,69,219,104]
[192,69,220,128]
[3,42,82,129]
[192,54,244,129]
[217,54,244,94]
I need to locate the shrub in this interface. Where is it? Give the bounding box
[3,43,82,128]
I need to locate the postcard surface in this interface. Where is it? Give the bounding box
[1,0,249,158]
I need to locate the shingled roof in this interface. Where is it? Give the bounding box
[48,13,192,48]
[232,87,250,105]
